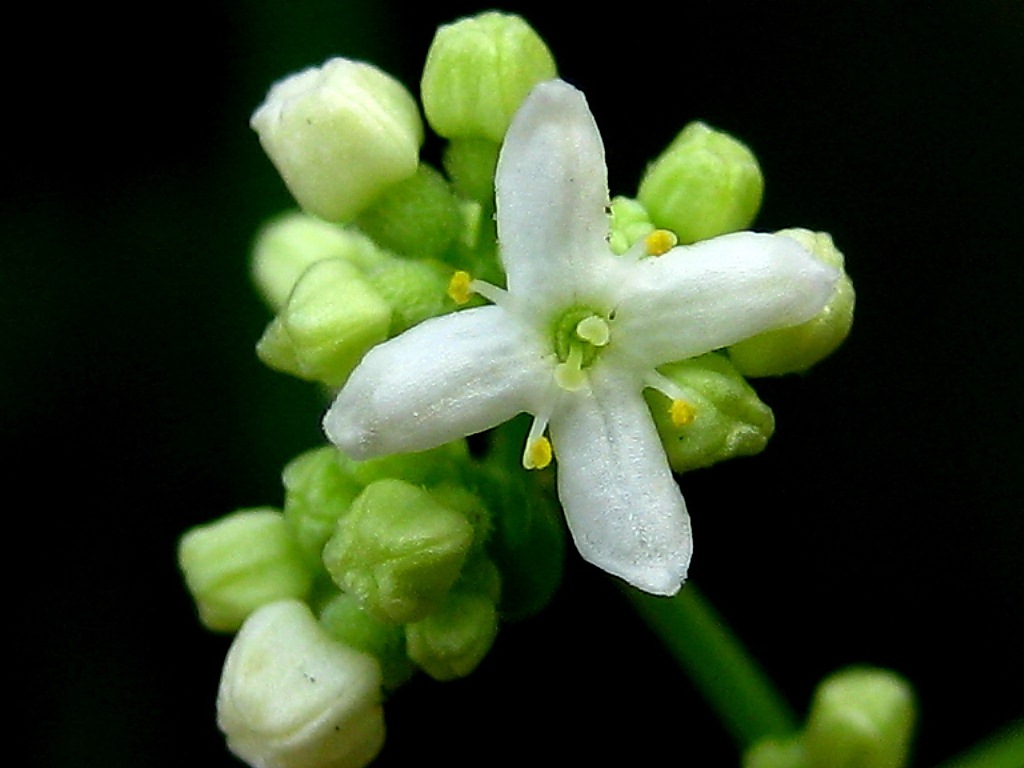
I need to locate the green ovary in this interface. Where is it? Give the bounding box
[551,307,611,391]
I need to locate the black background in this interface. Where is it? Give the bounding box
[9,2,1022,766]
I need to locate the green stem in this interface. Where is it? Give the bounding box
[937,721,1024,768]
[624,582,798,749]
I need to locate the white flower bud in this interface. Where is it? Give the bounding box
[251,58,424,222]
[217,600,385,768]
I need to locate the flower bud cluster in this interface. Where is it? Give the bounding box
[180,435,564,767]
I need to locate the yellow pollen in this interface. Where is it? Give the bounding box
[447,270,473,305]
[645,229,679,256]
[669,399,697,427]
[524,436,553,470]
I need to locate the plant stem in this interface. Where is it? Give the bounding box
[624,582,798,749]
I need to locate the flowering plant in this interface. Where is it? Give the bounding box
[177,10,1020,768]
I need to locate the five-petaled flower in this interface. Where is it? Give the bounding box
[324,79,837,596]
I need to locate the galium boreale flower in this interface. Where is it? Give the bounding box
[324,79,838,596]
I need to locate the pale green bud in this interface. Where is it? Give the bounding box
[251,58,423,222]
[608,196,656,255]
[405,590,498,681]
[178,509,313,633]
[442,138,500,204]
[355,164,463,261]
[251,212,389,311]
[645,353,775,473]
[322,479,474,623]
[638,121,764,244]
[803,667,916,768]
[217,600,385,768]
[282,447,364,570]
[318,592,414,691]
[363,257,451,335]
[421,12,557,143]
[256,259,391,387]
[728,229,855,376]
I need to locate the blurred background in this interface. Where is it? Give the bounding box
[9,1,1022,766]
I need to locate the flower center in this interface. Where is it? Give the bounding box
[552,307,611,391]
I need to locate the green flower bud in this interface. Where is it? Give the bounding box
[442,138,500,205]
[363,257,452,335]
[803,667,916,768]
[421,11,557,143]
[282,447,364,570]
[251,212,389,311]
[318,592,414,691]
[256,259,391,387]
[743,736,807,768]
[645,353,775,473]
[355,164,463,262]
[251,58,423,222]
[728,229,855,376]
[405,589,498,681]
[608,196,656,255]
[322,479,474,623]
[217,600,385,768]
[638,121,764,244]
[178,509,313,633]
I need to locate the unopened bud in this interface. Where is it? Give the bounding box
[322,479,474,623]
[256,259,391,387]
[645,353,775,473]
[638,121,764,244]
[178,509,313,632]
[728,229,855,376]
[251,58,423,222]
[217,600,385,768]
[421,12,556,142]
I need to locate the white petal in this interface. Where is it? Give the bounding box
[611,232,839,365]
[495,79,617,307]
[324,306,549,459]
[548,365,692,595]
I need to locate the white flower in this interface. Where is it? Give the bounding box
[324,79,837,596]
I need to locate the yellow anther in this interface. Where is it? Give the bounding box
[447,270,473,305]
[524,436,553,470]
[645,229,679,256]
[576,315,610,347]
[669,399,697,427]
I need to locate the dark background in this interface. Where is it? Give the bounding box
[9,1,1022,766]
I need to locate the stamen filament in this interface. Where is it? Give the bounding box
[554,344,586,391]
